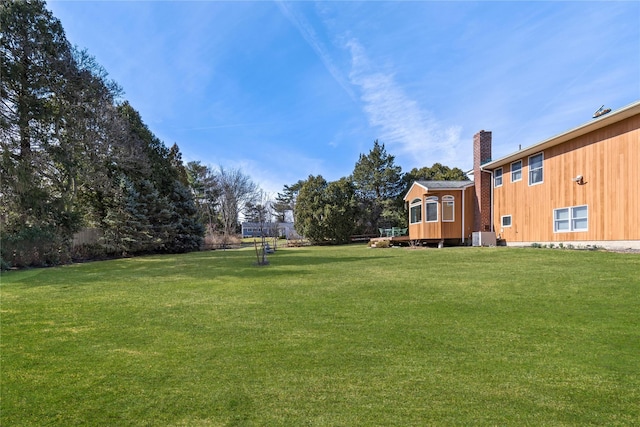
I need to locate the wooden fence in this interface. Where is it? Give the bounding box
[72,228,103,246]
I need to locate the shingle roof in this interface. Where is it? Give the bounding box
[415,180,473,189]
[403,180,474,200]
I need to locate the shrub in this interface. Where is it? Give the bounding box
[203,233,242,250]
[0,226,71,269]
[71,244,108,262]
[374,239,391,248]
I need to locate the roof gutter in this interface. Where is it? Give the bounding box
[481,100,640,170]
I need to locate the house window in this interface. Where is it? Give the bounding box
[529,153,543,185]
[442,195,454,222]
[425,196,438,222]
[494,168,503,187]
[511,160,522,182]
[571,205,588,231]
[554,205,588,232]
[501,215,512,227]
[409,198,422,224]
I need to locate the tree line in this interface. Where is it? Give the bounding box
[278,141,468,244]
[0,1,467,268]
[0,1,262,268]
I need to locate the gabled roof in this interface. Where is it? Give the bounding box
[403,180,474,201]
[481,100,640,170]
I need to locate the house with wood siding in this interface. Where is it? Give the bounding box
[403,181,475,245]
[405,100,640,249]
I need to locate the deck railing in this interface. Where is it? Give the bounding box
[378,227,408,237]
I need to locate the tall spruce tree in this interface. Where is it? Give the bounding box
[0,0,84,266]
[294,175,329,243]
[323,178,358,244]
[1,1,208,266]
[186,161,220,233]
[1,0,73,230]
[351,140,404,234]
[274,180,304,223]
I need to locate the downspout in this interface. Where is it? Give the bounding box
[461,187,465,244]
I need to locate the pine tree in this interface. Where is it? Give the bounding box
[323,178,358,244]
[166,181,204,252]
[351,140,403,233]
[294,175,329,243]
[0,0,73,230]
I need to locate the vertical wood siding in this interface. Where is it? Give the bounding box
[493,114,639,242]
[406,186,475,241]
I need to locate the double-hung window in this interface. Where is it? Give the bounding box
[442,196,454,222]
[494,168,503,187]
[554,205,588,232]
[425,196,438,222]
[511,160,522,182]
[529,153,544,185]
[409,198,422,224]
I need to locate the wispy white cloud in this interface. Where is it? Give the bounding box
[277,2,465,169]
[345,39,463,168]
[275,1,356,101]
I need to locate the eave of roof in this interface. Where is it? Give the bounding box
[403,180,474,200]
[481,100,640,170]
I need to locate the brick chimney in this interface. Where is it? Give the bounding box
[473,130,492,232]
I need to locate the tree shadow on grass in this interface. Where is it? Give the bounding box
[146,247,395,282]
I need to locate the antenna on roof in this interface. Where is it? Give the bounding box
[593,105,611,118]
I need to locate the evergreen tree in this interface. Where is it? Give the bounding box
[271,195,290,223]
[112,103,203,254]
[1,0,82,266]
[274,180,304,223]
[0,0,74,231]
[136,178,171,251]
[101,176,148,256]
[351,140,404,233]
[0,0,225,266]
[323,178,359,244]
[166,181,204,252]
[186,161,220,233]
[294,175,329,243]
[403,163,468,184]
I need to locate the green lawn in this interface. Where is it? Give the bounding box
[1,246,639,426]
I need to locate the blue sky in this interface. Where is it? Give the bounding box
[47,1,639,196]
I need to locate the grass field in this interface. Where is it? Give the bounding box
[1,245,639,426]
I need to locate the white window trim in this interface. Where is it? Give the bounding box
[501,215,512,228]
[553,205,588,233]
[442,195,455,222]
[425,196,438,223]
[511,160,522,183]
[528,152,544,186]
[494,167,503,187]
[409,198,422,224]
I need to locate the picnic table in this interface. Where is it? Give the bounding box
[379,227,408,237]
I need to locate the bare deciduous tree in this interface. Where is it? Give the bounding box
[217,166,259,243]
